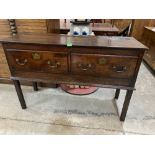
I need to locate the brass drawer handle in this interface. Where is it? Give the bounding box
[47,60,60,68]
[15,58,28,66]
[78,63,95,71]
[112,65,127,73]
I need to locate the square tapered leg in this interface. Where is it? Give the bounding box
[32,82,38,91]
[120,90,133,121]
[115,88,120,99]
[13,80,27,109]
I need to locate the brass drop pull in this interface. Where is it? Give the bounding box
[112,65,127,73]
[47,60,60,68]
[15,58,28,66]
[78,63,95,71]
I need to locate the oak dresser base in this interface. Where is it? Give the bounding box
[1,34,147,122]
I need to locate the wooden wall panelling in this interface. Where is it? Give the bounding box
[149,19,155,26]
[131,19,150,41]
[0,44,11,78]
[102,19,134,36]
[108,19,155,40]
[0,19,11,36]
[15,19,48,33]
[113,19,132,31]
[46,19,60,33]
[142,27,155,73]
[0,19,11,78]
[131,19,155,41]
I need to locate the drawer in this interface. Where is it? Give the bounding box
[71,53,138,79]
[6,50,68,74]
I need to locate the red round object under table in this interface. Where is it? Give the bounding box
[60,84,98,95]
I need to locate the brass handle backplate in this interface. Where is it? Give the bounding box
[99,57,107,65]
[15,58,28,66]
[32,53,41,60]
[47,60,60,68]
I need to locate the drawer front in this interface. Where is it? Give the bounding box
[6,50,68,74]
[71,53,138,79]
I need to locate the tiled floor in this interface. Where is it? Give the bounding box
[0,63,155,134]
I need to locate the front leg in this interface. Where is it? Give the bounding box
[120,90,133,121]
[13,80,27,109]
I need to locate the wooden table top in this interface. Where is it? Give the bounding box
[0,33,147,50]
[60,22,120,33]
[144,26,155,33]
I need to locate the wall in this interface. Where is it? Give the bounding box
[113,19,132,31]
[15,19,47,34]
[131,19,155,41]
[0,20,11,78]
